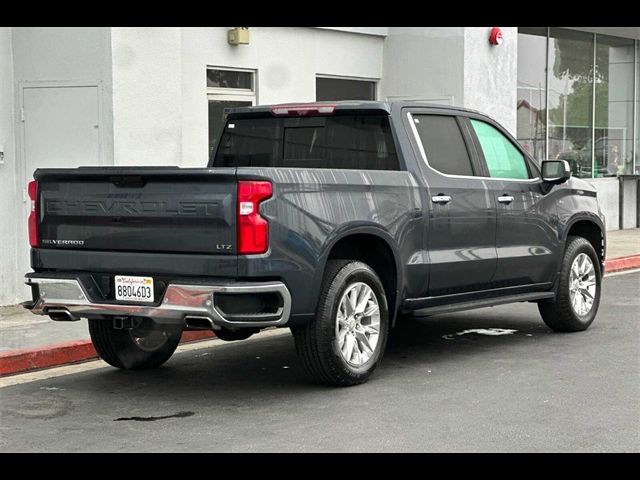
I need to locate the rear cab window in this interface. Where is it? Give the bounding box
[410,114,476,176]
[213,115,400,170]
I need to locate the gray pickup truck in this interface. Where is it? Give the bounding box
[24,101,606,386]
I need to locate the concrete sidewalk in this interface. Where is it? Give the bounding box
[0,305,87,353]
[1,228,638,375]
[606,228,640,259]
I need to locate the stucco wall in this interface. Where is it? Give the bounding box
[0,27,19,305]
[380,27,518,135]
[11,27,114,165]
[5,27,113,305]
[182,27,383,167]
[462,27,518,135]
[381,27,465,105]
[111,27,182,167]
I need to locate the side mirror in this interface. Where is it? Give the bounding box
[541,160,571,185]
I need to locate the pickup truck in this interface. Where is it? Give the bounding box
[24,101,606,386]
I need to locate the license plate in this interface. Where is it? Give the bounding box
[114,276,154,303]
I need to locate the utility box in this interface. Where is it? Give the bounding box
[228,27,250,45]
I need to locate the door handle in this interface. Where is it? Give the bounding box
[431,194,451,204]
[498,195,514,204]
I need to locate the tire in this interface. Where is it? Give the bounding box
[292,260,389,386]
[88,318,182,370]
[538,236,602,332]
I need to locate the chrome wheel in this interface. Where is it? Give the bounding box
[335,282,381,367]
[569,253,597,317]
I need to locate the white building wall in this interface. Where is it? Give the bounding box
[381,27,518,135]
[381,27,465,105]
[111,27,182,166]
[462,27,518,135]
[0,27,19,305]
[5,27,113,304]
[180,27,383,166]
[11,27,114,162]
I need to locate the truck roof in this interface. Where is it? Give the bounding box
[226,100,485,118]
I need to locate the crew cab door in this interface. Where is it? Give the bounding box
[465,117,561,286]
[405,109,497,295]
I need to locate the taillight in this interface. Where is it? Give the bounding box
[28,180,39,247]
[271,103,336,116]
[237,181,272,254]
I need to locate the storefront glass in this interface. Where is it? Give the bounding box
[548,29,594,178]
[594,35,636,176]
[516,29,639,178]
[516,28,547,160]
[636,42,639,174]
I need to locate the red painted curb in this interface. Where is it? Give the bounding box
[0,330,215,377]
[605,254,640,273]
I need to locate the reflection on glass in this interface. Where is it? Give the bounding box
[636,41,640,175]
[316,77,376,101]
[208,100,252,159]
[548,29,594,179]
[594,35,635,177]
[517,28,547,161]
[206,69,253,89]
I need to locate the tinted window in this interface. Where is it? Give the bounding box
[206,69,252,89]
[213,115,399,170]
[316,77,376,101]
[412,115,474,176]
[470,119,530,179]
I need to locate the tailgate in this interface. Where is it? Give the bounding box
[35,167,237,255]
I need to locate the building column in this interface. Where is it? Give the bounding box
[381,27,518,135]
[111,27,183,166]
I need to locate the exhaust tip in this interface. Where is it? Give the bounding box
[184,316,218,331]
[47,309,76,322]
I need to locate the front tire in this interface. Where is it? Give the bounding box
[89,318,181,370]
[538,236,602,332]
[292,260,389,386]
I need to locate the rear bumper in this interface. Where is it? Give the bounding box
[24,274,291,329]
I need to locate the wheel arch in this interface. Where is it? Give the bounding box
[313,225,403,327]
[563,216,606,266]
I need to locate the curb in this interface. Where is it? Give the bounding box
[0,330,214,377]
[2,255,638,378]
[604,254,640,273]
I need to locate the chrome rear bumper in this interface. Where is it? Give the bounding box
[25,275,291,329]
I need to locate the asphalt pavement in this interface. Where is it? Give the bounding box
[1,271,638,452]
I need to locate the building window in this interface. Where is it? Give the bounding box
[594,35,636,176]
[636,44,640,175]
[207,68,256,159]
[516,28,639,178]
[517,28,548,162]
[316,76,377,101]
[548,28,595,178]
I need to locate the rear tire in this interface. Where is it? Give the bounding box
[89,318,181,370]
[292,260,389,386]
[538,236,602,332]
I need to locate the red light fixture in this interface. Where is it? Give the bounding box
[271,103,336,116]
[237,180,272,254]
[489,27,503,46]
[28,180,39,247]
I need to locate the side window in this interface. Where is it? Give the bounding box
[412,114,475,176]
[470,119,531,179]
